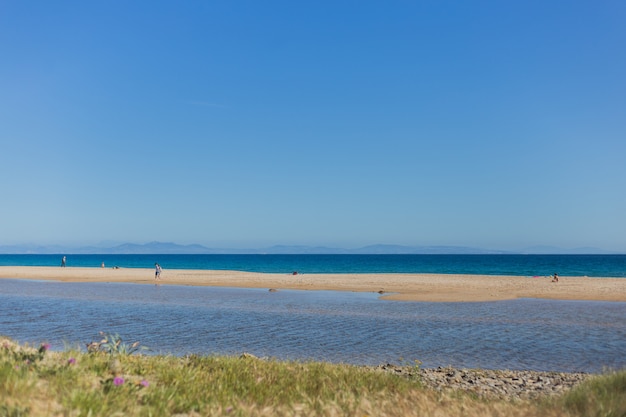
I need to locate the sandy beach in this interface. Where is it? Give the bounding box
[1,266,625,302]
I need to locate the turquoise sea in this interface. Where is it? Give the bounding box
[1,254,625,372]
[1,254,625,276]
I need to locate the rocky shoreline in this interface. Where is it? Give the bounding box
[374,364,593,399]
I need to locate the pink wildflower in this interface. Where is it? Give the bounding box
[67,358,76,365]
[140,380,149,387]
[113,377,124,386]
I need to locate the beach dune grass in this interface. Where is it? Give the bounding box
[560,369,626,417]
[1,337,624,417]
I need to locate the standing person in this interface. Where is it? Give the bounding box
[155,263,162,280]
[61,256,66,267]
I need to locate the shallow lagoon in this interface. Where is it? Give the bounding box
[1,279,624,373]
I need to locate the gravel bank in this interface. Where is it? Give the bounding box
[374,364,592,399]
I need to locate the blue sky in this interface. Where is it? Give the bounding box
[1,1,625,252]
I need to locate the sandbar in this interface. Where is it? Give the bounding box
[0,266,625,302]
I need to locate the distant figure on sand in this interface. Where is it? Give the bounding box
[61,256,66,267]
[552,273,559,283]
[155,263,162,280]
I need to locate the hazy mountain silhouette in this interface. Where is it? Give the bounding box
[0,242,619,255]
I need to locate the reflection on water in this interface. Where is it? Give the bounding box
[0,279,624,373]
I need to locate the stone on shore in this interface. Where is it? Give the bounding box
[373,364,591,399]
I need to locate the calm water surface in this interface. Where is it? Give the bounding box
[2,254,625,276]
[1,279,624,373]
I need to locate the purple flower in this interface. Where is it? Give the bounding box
[113,377,124,386]
[140,380,149,387]
[41,343,51,351]
[67,358,76,365]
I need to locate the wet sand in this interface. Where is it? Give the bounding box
[0,266,624,302]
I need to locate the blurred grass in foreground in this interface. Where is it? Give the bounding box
[1,336,624,417]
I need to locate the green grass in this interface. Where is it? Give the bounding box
[1,336,624,416]
[560,370,626,417]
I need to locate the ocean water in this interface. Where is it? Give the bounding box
[1,279,625,373]
[1,255,625,372]
[1,254,625,276]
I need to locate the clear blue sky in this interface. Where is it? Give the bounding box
[1,1,625,252]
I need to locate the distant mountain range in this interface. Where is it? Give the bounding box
[0,242,620,255]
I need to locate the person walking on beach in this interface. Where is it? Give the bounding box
[61,256,66,267]
[155,263,162,280]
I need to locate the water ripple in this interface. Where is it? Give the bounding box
[0,279,624,372]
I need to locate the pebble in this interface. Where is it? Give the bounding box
[372,364,592,399]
